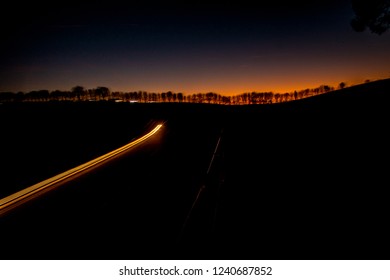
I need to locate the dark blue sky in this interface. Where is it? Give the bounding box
[1,0,389,95]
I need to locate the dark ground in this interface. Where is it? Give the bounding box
[0,79,389,260]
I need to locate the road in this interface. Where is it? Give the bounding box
[0,102,388,260]
[0,124,163,216]
[0,114,223,260]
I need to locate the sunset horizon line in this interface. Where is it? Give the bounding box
[2,77,389,97]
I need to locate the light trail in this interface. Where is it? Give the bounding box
[0,124,163,216]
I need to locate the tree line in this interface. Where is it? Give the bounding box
[0,83,348,104]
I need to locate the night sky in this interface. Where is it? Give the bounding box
[1,1,390,95]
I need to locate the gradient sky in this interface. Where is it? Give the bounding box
[1,1,390,95]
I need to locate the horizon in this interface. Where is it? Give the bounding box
[1,1,390,95]
[1,77,389,97]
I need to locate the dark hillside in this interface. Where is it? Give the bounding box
[275,78,390,113]
[199,79,390,259]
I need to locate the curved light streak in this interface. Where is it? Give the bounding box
[0,124,163,215]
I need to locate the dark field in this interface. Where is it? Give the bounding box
[1,79,389,260]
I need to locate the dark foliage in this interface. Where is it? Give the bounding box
[351,0,390,34]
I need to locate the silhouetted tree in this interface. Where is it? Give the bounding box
[142,91,148,102]
[177,92,183,103]
[166,91,173,102]
[39,90,50,101]
[283,92,290,102]
[205,92,214,103]
[87,89,95,100]
[197,93,204,103]
[221,96,231,105]
[151,92,157,102]
[50,90,61,101]
[294,90,298,100]
[0,92,16,102]
[95,87,110,101]
[72,85,85,101]
[351,0,390,35]
[132,91,139,102]
[274,93,280,103]
[339,82,346,89]
[25,90,49,101]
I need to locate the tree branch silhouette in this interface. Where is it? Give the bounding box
[351,0,390,35]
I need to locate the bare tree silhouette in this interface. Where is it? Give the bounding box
[72,86,85,101]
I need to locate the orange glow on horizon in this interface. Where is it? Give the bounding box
[112,71,390,97]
